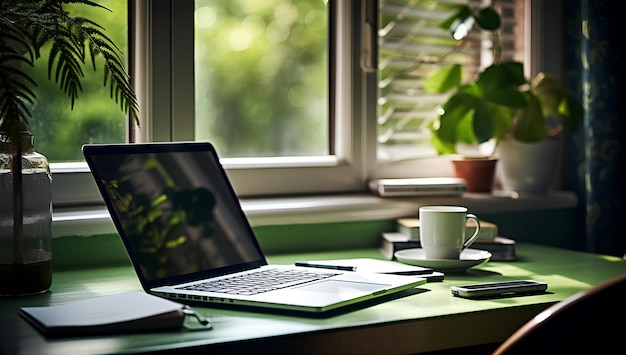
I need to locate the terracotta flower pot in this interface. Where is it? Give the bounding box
[451,158,498,193]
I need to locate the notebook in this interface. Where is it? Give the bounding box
[82,142,426,314]
[18,291,198,337]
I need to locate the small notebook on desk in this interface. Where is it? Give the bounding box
[19,291,194,337]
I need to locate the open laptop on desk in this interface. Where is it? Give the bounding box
[82,142,426,314]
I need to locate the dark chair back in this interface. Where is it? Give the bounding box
[493,273,626,354]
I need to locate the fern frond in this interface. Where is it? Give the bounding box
[48,1,139,123]
[60,1,109,12]
[0,95,32,136]
[1,0,140,135]
[0,65,37,104]
[68,13,139,123]
[47,38,85,107]
[0,13,37,139]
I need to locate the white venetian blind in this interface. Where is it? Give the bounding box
[377,0,523,161]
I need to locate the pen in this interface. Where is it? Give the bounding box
[294,261,357,272]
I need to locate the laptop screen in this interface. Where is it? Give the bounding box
[83,143,266,286]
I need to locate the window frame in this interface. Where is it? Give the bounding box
[140,0,452,197]
[53,0,374,204]
[212,0,370,197]
[51,0,560,206]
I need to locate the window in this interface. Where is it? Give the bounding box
[133,0,367,197]
[51,0,530,207]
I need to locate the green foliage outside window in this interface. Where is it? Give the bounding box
[194,0,328,157]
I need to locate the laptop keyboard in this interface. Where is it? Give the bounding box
[178,268,340,296]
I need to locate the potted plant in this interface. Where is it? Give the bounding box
[0,0,138,295]
[423,1,583,194]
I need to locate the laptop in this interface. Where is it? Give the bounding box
[82,142,426,314]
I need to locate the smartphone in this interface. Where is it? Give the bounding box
[450,280,548,299]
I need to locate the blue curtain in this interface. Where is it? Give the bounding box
[564,0,626,257]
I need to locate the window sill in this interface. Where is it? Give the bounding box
[51,191,578,238]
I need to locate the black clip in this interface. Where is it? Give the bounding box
[182,305,212,331]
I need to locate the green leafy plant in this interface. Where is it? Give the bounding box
[423,1,583,155]
[0,0,138,139]
[0,0,138,264]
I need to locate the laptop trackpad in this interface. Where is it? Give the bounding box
[294,280,387,294]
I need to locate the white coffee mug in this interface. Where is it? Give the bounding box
[419,206,481,260]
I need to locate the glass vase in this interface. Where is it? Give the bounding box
[0,132,53,296]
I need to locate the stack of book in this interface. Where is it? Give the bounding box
[380,218,516,261]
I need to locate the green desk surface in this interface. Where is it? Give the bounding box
[2,243,625,355]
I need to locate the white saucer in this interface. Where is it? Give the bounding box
[394,248,492,272]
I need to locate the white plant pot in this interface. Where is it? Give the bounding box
[496,139,564,195]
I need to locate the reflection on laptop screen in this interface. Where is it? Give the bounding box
[91,150,263,281]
